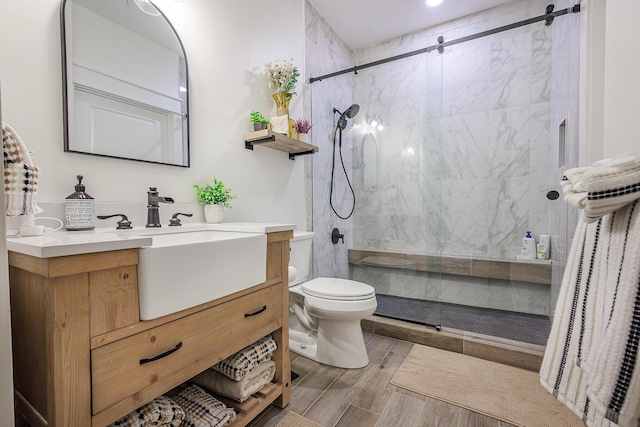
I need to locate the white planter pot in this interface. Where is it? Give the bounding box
[204,204,224,224]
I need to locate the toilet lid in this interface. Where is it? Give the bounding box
[301,278,376,301]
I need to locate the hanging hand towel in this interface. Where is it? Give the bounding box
[192,360,276,403]
[2,122,42,217]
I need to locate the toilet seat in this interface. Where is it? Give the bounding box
[301,278,375,301]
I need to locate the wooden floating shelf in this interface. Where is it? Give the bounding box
[244,129,319,160]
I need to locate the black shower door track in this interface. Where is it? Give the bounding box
[309,3,580,84]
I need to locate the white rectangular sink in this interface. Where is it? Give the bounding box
[137,230,267,320]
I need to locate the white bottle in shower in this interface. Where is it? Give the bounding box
[520,231,537,259]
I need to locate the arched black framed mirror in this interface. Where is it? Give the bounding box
[61,0,189,167]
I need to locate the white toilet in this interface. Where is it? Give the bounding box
[288,231,377,369]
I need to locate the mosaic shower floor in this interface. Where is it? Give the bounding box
[375,294,551,346]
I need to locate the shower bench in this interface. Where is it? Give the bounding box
[348,248,552,285]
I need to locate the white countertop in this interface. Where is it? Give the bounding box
[6,222,296,258]
[206,222,296,233]
[6,231,153,258]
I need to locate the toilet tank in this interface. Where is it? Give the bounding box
[289,231,314,286]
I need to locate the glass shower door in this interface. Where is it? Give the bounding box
[349,38,443,329]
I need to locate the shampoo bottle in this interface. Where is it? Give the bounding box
[520,231,537,259]
[65,175,95,231]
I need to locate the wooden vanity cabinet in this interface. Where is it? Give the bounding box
[9,230,292,427]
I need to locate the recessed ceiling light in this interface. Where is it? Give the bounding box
[426,0,444,6]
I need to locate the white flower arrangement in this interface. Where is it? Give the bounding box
[263,59,300,95]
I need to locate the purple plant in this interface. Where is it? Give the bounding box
[295,118,313,134]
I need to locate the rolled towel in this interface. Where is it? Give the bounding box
[172,384,236,427]
[212,335,277,381]
[192,360,276,403]
[270,115,289,134]
[107,395,185,427]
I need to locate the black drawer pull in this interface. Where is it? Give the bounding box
[140,342,182,365]
[245,305,267,318]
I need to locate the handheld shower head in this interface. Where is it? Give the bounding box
[333,103,360,130]
[343,104,360,119]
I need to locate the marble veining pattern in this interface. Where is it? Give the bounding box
[306,0,578,317]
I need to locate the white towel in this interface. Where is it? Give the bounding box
[583,201,640,427]
[2,122,42,217]
[192,360,276,403]
[562,153,640,223]
[270,115,289,134]
[540,199,640,427]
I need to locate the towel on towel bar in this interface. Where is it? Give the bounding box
[540,196,640,427]
[107,395,185,427]
[562,153,640,223]
[192,360,276,403]
[212,335,277,381]
[172,384,236,427]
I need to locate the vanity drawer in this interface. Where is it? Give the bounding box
[91,284,282,415]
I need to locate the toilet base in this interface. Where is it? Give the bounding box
[289,316,370,369]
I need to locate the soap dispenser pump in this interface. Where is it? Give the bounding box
[65,175,95,231]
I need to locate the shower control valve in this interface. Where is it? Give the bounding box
[331,228,344,244]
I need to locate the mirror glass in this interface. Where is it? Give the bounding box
[61,0,189,167]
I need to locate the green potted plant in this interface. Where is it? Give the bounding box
[193,177,236,223]
[250,111,270,131]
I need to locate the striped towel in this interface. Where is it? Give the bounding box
[540,198,640,427]
[562,153,640,224]
[172,384,235,427]
[2,122,42,217]
[212,335,277,381]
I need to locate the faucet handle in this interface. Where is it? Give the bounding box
[97,214,132,229]
[169,212,193,227]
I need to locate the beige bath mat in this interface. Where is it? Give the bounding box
[391,344,583,427]
[275,411,322,427]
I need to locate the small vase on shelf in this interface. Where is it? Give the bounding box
[272,92,296,138]
[297,133,308,143]
[272,92,292,115]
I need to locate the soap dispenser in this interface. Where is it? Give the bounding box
[65,175,95,231]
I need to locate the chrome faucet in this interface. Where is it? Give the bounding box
[146,187,175,228]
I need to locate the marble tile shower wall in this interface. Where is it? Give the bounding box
[304,0,578,316]
[305,1,355,279]
[351,0,555,260]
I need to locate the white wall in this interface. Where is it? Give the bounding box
[1,0,304,422]
[0,0,307,229]
[602,0,640,158]
[0,102,14,427]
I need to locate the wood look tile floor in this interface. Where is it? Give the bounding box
[248,332,517,427]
